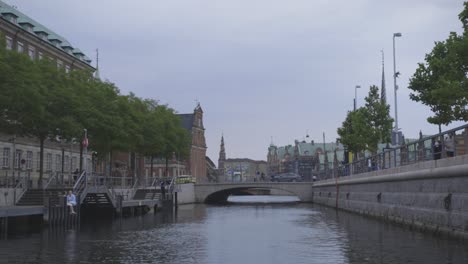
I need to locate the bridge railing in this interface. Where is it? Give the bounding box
[319,123,468,180]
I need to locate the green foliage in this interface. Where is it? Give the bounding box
[0,42,191,178]
[337,108,369,154]
[364,85,394,153]
[337,85,393,154]
[408,2,468,125]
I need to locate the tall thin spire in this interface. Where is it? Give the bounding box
[219,135,226,161]
[218,134,226,178]
[95,48,100,80]
[381,49,386,104]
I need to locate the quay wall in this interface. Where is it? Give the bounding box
[177,183,195,205]
[0,188,17,206]
[312,155,468,239]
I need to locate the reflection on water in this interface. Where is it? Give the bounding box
[0,195,467,264]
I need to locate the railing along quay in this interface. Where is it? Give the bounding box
[318,123,468,180]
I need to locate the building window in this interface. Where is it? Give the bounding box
[57,60,63,69]
[71,156,77,171]
[46,153,52,171]
[28,46,35,60]
[38,52,43,60]
[64,155,69,172]
[55,154,61,171]
[2,148,10,168]
[5,36,13,50]
[65,65,70,73]
[14,149,22,169]
[26,151,33,170]
[17,41,24,53]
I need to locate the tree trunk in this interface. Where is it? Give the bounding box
[61,148,65,185]
[108,151,113,177]
[165,157,168,178]
[38,137,45,188]
[150,155,154,179]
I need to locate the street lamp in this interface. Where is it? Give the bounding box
[393,32,402,144]
[354,85,361,111]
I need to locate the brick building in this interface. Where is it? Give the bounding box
[143,104,208,183]
[0,1,94,187]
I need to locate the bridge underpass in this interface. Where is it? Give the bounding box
[194,182,314,203]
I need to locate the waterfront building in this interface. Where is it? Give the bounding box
[0,1,94,72]
[267,140,345,181]
[0,1,94,187]
[143,104,208,183]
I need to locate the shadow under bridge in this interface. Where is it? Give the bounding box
[194,182,314,204]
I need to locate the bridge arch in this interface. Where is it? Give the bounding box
[194,182,314,204]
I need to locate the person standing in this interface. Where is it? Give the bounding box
[160,181,166,200]
[66,190,77,214]
[433,140,442,160]
[445,133,455,157]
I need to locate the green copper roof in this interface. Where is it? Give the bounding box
[0,1,92,65]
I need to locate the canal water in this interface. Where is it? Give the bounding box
[0,195,467,264]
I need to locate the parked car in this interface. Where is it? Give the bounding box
[271,173,302,182]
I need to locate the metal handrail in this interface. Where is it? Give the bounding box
[150,177,158,187]
[13,176,27,205]
[43,172,58,190]
[318,123,468,180]
[73,171,87,203]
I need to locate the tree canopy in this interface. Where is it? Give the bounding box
[408,2,468,126]
[337,85,393,155]
[0,36,190,181]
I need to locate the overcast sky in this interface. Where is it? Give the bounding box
[5,0,465,162]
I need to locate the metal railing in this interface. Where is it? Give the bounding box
[72,171,87,203]
[318,123,468,180]
[13,175,28,205]
[43,172,59,190]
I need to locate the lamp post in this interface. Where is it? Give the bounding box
[393,32,402,144]
[354,85,361,111]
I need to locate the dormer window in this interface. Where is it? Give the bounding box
[49,39,62,48]
[2,13,18,24]
[19,22,34,33]
[73,50,84,60]
[35,30,49,41]
[61,45,73,54]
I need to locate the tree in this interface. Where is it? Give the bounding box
[408,2,468,126]
[363,85,393,153]
[337,86,393,155]
[337,108,369,157]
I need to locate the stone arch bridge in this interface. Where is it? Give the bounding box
[194,182,314,203]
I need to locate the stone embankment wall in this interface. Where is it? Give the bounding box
[177,183,195,204]
[312,155,468,239]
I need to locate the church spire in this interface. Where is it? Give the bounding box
[95,48,100,80]
[381,49,386,104]
[218,134,226,178]
[219,134,226,161]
